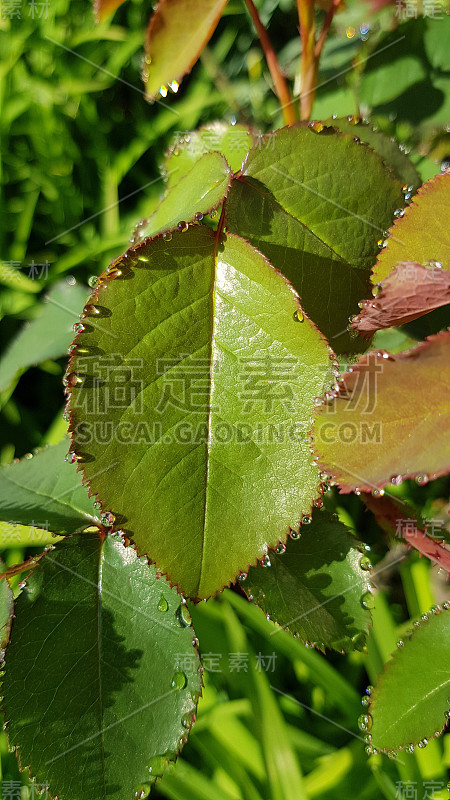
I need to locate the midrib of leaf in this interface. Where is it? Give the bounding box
[197,216,223,598]
[96,542,107,798]
[380,676,450,739]
[0,472,97,523]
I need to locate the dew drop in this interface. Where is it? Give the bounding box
[210,209,218,219]
[73,322,84,333]
[163,231,172,241]
[147,756,167,777]
[88,275,99,288]
[237,571,248,582]
[276,542,286,554]
[100,511,115,527]
[301,515,312,525]
[361,591,375,610]
[191,636,199,647]
[371,284,381,297]
[405,743,415,754]
[171,671,187,690]
[366,685,374,696]
[371,488,384,498]
[194,212,204,222]
[359,556,372,571]
[159,85,168,98]
[289,529,301,540]
[293,309,304,323]
[418,738,428,748]
[177,220,189,233]
[358,713,373,733]
[394,208,405,218]
[397,640,404,648]
[176,603,192,628]
[260,554,271,567]
[169,80,179,93]
[157,595,169,613]
[415,473,429,486]
[361,695,370,707]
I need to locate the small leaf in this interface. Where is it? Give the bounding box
[327,117,420,189]
[369,605,450,752]
[144,0,229,101]
[354,262,450,337]
[67,227,334,599]
[164,123,254,188]
[94,0,126,22]
[242,509,371,651]
[225,124,404,351]
[2,533,202,799]
[0,281,89,393]
[313,332,450,493]
[373,172,450,285]
[134,152,232,242]
[0,441,98,534]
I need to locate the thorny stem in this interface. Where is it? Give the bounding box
[244,0,296,126]
[297,0,342,120]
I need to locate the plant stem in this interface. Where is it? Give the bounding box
[297,0,342,120]
[244,0,296,125]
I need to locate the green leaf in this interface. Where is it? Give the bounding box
[144,0,229,100]
[67,226,333,599]
[313,332,450,493]
[225,125,404,352]
[134,152,232,242]
[373,172,450,285]
[0,440,98,534]
[359,21,427,108]
[242,509,371,651]
[164,123,254,188]
[368,605,450,751]
[3,533,202,800]
[327,117,420,190]
[0,563,13,652]
[0,281,89,394]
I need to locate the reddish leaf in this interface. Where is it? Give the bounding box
[144,0,229,101]
[353,262,450,337]
[312,332,450,493]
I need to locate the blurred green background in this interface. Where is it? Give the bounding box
[0,0,449,797]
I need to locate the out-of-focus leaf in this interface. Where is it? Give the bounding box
[3,533,202,800]
[94,0,127,22]
[327,117,420,190]
[242,508,371,651]
[313,332,450,493]
[0,440,98,534]
[144,0,229,101]
[134,152,232,242]
[164,123,254,188]
[369,605,450,751]
[67,227,333,599]
[353,262,450,337]
[373,172,450,284]
[0,281,88,393]
[225,124,404,352]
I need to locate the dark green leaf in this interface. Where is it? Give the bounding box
[225,125,404,352]
[3,533,202,799]
[369,605,450,751]
[242,509,371,651]
[0,440,98,534]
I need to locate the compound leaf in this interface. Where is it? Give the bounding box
[67,226,333,599]
[2,533,202,800]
